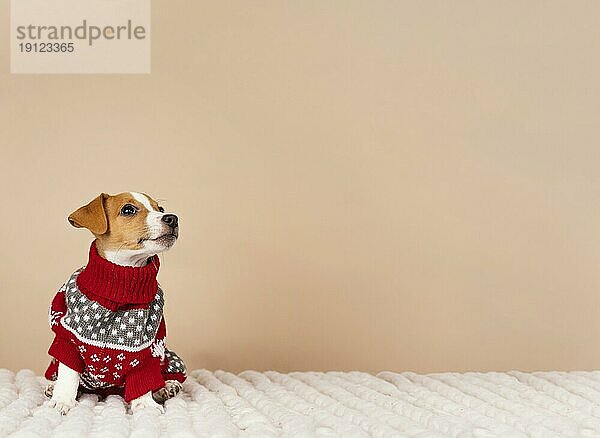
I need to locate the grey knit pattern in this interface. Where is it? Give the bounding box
[60,268,164,352]
[164,349,186,375]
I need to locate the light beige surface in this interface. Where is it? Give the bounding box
[1,1,600,374]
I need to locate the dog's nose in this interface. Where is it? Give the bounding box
[161,214,178,228]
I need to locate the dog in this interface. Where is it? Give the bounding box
[44,192,186,414]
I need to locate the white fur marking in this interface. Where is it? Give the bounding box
[130,192,153,211]
[103,248,153,267]
[131,192,165,240]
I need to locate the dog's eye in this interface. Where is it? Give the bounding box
[158,206,164,213]
[120,204,137,216]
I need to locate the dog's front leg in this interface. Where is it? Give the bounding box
[45,362,79,415]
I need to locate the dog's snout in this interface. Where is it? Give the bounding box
[161,214,178,228]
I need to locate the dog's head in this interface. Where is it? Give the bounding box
[68,192,178,266]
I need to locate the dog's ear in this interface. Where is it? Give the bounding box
[68,193,109,235]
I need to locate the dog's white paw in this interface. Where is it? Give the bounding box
[131,391,165,414]
[45,398,76,415]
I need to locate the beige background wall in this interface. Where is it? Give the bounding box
[2,1,600,374]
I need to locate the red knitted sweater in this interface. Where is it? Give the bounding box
[45,241,186,402]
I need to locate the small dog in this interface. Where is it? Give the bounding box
[44,192,186,414]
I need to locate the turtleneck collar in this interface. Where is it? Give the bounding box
[76,240,160,309]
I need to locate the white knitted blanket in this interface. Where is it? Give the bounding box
[2,369,600,437]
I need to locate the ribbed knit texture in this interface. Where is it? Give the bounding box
[77,241,159,308]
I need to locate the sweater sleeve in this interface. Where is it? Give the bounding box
[153,316,187,382]
[47,290,85,373]
[124,355,164,402]
[123,317,168,401]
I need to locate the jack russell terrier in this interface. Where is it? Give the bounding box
[44,192,186,414]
